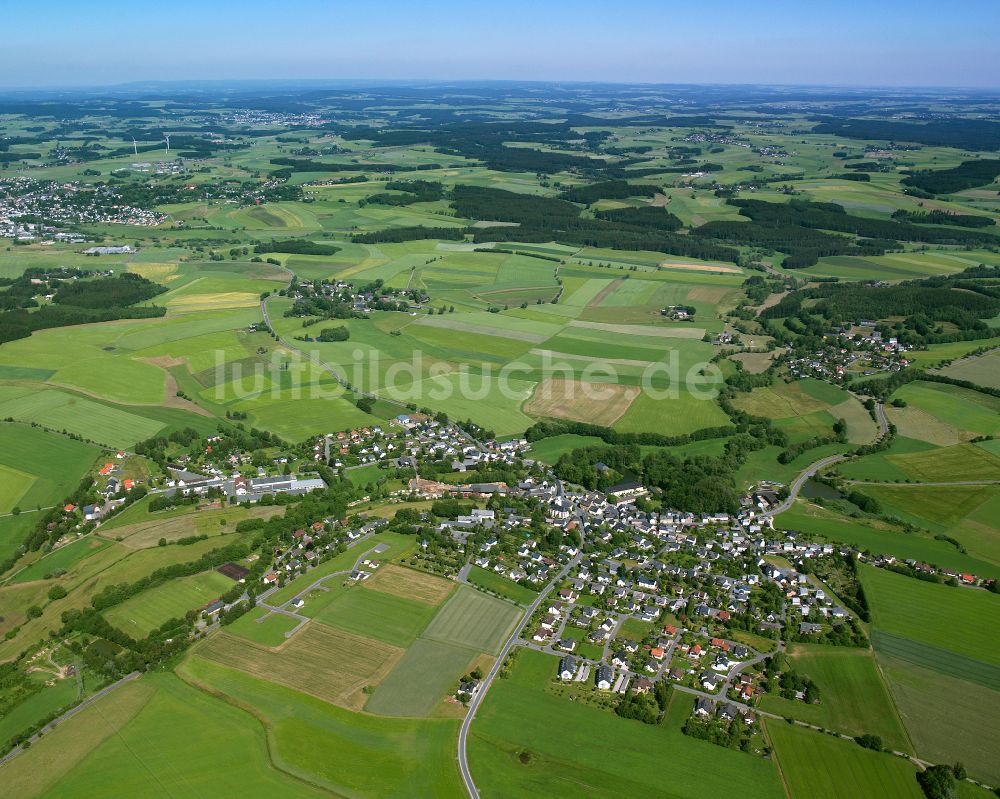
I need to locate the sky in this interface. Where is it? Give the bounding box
[3,0,999,89]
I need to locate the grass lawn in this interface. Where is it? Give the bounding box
[180,655,465,798]
[422,585,523,655]
[765,718,923,799]
[860,564,1000,666]
[468,648,784,799]
[225,607,303,646]
[467,565,539,605]
[758,644,911,752]
[104,570,235,636]
[365,638,478,717]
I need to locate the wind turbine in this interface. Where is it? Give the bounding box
[131,136,138,156]
[163,133,171,153]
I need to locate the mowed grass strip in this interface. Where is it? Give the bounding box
[765,717,923,799]
[861,564,1000,666]
[363,563,455,605]
[365,638,478,717]
[104,570,235,636]
[422,585,522,654]
[313,585,440,647]
[197,625,402,710]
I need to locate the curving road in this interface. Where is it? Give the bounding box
[769,399,887,517]
[457,555,580,798]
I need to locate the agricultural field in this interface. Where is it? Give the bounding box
[860,564,1000,667]
[877,653,1000,785]
[421,585,522,655]
[765,719,923,799]
[0,79,998,799]
[468,649,785,799]
[196,624,402,711]
[758,644,911,752]
[937,348,1000,389]
[0,424,100,515]
[775,500,1000,580]
[181,656,465,798]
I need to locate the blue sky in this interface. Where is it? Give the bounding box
[4,0,998,88]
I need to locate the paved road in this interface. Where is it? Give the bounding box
[769,399,888,517]
[457,554,580,798]
[0,671,142,766]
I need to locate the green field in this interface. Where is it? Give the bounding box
[892,382,1000,439]
[938,348,1000,389]
[861,564,1000,666]
[467,566,539,605]
[758,644,911,752]
[468,648,784,799]
[878,654,1000,785]
[12,536,113,584]
[20,673,327,799]
[765,718,923,799]
[366,638,478,717]
[225,607,304,646]
[181,655,465,797]
[313,584,439,646]
[777,500,1000,579]
[104,570,235,636]
[422,585,522,655]
[0,424,100,514]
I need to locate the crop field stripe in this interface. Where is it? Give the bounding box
[871,629,1000,691]
[421,584,522,655]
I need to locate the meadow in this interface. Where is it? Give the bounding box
[758,644,911,752]
[468,649,785,799]
[860,564,1000,666]
[312,584,440,647]
[225,607,304,646]
[764,719,923,799]
[181,656,466,797]
[0,424,100,515]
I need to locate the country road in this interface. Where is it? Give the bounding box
[769,399,888,517]
[457,554,580,798]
